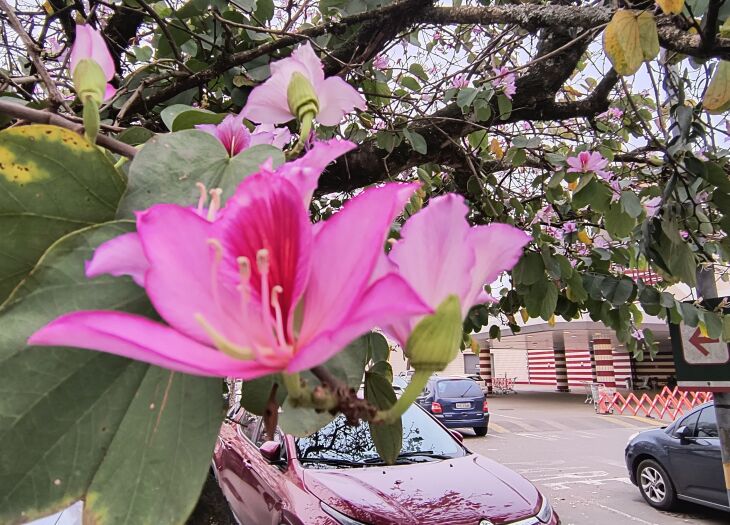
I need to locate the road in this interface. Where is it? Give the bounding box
[464,391,728,525]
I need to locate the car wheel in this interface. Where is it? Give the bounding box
[637,459,676,511]
[473,427,488,436]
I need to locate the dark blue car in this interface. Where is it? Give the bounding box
[416,376,490,436]
[625,402,729,513]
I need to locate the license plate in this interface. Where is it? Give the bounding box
[455,402,471,409]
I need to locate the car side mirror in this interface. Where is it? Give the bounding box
[675,426,693,442]
[259,441,282,463]
[450,430,464,443]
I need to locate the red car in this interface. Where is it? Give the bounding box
[214,403,559,525]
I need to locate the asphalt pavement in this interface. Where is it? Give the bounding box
[464,391,729,525]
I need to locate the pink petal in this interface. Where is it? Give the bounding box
[85,232,148,287]
[315,76,367,126]
[278,139,356,205]
[104,83,117,101]
[462,223,530,314]
[287,273,431,372]
[214,172,313,337]
[28,311,279,379]
[565,156,582,172]
[243,62,298,124]
[137,205,244,346]
[71,24,115,80]
[296,182,419,347]
[69,24,93,73]
[389,194,475,310]
[289,42,325,85]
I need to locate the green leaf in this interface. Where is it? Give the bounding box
[0,125,124,303]
[240,374,285,416]
[160,104,195,131]
[399,75,421,91]
[572,179,612,212]
[524,279,558,320]
[364,332,390,363]
[255,0,275,20]
[605,201,635,238]
[0,222,220,525]
[408,63,428,81]
[456,87,478,109]
[368,360,393,382]
[278,399,336,437]
[512,252,544,285]
[601,276,635,306]
[403,129,427,154]
[365,372,401,465]
[171,109,226,131]
[620,191,643,218]
[116,126,156,146]
[118,131,284,217]
[496,94,512,120]
[84,369,221,525]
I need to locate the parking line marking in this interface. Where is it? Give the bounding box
[589,501,661,524]
[498,419,540,432]
[599,416,644,428]
[489,422,509,433]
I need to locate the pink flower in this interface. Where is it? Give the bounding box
[492,67,516,100]
[566,151,610,179]
[29,147,430,378]
[373,55,390,70]
[530,204,555,226]
[251,123,292,149]
[381,194,529,346]
[593,234,610,248]
[70,23,116,100]
[243,42,366,127]
[452,74,469,89]
[196,113,251,157]
[433,31,443,42]
[562,221,577,234]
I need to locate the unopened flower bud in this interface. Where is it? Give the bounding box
[405,295,463,372]
[72,58,107,105]
[287,72,319,122]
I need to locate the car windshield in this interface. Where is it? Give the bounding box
[436,379,482,398]
[295,406,465,466]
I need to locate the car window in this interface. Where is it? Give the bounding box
[674,410,700,437]
[695,408,719,438]
[254,420,283,447]
[235,409,260,442]
[295,405,465,464]
[436,379,482,398]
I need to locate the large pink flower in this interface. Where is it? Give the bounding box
[70,23,116,100]
[29,160,430,378]
[566,151,610,178]
[381,194,530,346]
[243,43,366,126]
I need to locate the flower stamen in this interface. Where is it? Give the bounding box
[207,188,223,221]
[196,182,207,215]
[195,313,254,361]
[271,285,287,348]
[207,238,224,310]
[236,256,251,318]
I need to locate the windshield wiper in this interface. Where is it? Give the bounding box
[361,451,453,464]
[298,457,367,468]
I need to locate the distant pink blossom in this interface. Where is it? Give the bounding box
[599,107,623,121]
[373,55,389,70]
[433,31,443,42]
[593,235,610,249]
[643,196,662,217]
[530,204,556,226]
[452,74,469,89]
[566,151,610,179]
[562,221,577,234]
[243,42,366,127]
[492,67,516,99]
[252,123,292,149]
[197,114,292,156]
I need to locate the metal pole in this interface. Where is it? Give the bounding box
[696,267,730,505]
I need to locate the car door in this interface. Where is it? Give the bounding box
[667,407,724,505]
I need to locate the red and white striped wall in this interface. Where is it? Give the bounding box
[593,338,616,387]
[526,348,557,386]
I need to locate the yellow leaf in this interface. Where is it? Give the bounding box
[567,181,578,191]
[548,314,556,327]
[470,337,480,355]
[603,10,643,76]
[520,308,529,324]
[577,230,593,245]
[637,12,659,61]
[703,61,730,113]
[42,0,54,14]
[656,0,684,15]
[490,138,504,159]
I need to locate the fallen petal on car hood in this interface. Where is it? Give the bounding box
[302,455,540,525]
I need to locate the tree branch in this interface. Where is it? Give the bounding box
[0,100,138,158]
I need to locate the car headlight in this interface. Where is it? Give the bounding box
[535,495,554,523]
[626,431,640,447]
[320,502,368,525]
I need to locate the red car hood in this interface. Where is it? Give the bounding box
[302,454,540,525]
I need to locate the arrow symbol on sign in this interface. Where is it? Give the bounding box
[689,328,716,356]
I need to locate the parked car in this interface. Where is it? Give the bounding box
[625,402,729,513]
[416,375,490,436]
[214,402,558,525]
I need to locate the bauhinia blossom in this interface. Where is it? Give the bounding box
[566,151,610,179]
[372,55,390,70]
[243,43,366,128]
[70,23,116,101]
[451,74,469,89]
[382,194,530,349]
[196,113,291,157]
[29,144,431,379]
[492,67,516,100]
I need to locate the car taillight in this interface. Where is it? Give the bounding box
[483,400,489,412]
[431,402,443,414]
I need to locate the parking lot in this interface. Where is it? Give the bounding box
[465,391,728,525]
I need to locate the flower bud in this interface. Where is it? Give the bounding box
[405,295,463,372]
[287,72,319,122]
[72,58,107,105]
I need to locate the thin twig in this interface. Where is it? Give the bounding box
[0,0,70,111]
[0,99,138,158]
